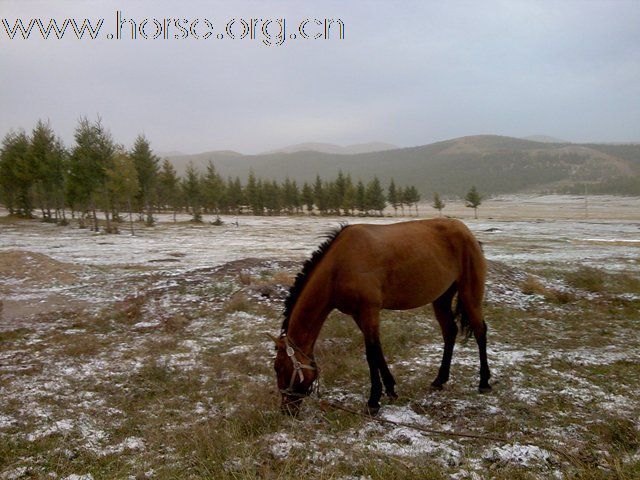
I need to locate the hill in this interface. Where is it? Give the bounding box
[522,135,569,143]
[261,141,398,155]
[163,135,640,195]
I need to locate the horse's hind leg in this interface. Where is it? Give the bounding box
[459,293,491,392]
[431,284,458,390]
[354,307,396,414]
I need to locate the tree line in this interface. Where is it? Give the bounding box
[0,119,422,231]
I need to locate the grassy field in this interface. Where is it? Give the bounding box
[1,202,639,479]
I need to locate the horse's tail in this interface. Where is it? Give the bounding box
[454,296,473,339]
[456,236,487,339]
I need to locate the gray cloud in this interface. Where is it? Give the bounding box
[1,0,639,154]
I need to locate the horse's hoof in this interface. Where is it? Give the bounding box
[478,384,492,394]
[429,382,444,391]
[386,391,398,402]
[365,404,380,416]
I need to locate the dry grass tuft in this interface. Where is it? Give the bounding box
[565,266,606,292]
[223,293,253,313]
[161,313,190,333]
[112,294,147,324]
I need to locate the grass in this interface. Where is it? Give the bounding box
[1,257,639,479]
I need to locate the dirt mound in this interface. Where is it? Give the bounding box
[0,250,80,286]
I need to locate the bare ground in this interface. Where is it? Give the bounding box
[0,249,639,479]
[0,206,639,479]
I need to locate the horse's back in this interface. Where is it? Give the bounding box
[328,219,485,312]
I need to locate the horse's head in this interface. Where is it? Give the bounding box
[269,334,318,416]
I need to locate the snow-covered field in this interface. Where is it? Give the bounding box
[0,195,639,479]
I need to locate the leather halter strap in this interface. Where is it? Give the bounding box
[280,336,316,396]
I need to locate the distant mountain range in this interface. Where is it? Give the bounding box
[521,135,569,143]
[261,141,398,155]
[163,135,640,195]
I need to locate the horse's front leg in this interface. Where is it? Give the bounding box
[356,308,396,415]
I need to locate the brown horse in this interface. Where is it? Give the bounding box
[271,218,490,415]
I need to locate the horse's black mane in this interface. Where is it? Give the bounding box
[281,224,348,334]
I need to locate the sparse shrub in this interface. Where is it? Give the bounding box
[592,417,639,453]
[63,334,102,356]
[112,294,146,324]
[548,289,575,304]
[162,313,190,333]
[238,271,252,285]
[565,266,606,292]
[271,271,294,286]
[521,276,548,296]
[224,293,251,313]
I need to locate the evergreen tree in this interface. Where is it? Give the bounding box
[264,180,282,215]
[334,170,347,214]
[387,179,399,216]
[326,180,341,215]
[355,180,367,215]
[365,176,386,215]
[202,161,225,214]
[301,182,314,214]
[106,150,139,234]
[313,174,328,214]
[282,177,299,214]
[226,177,243,214]
[432,192,445,217]
[291,179,302,213]
[245,170,263,215]
[182,162,202,222]
[0,130,32,217]
[342,174,356,215]
[130,134,159,225]
[404,186,421,215]
[28,120,67,222]
[465,185,482,219]
[67,117,114,231]
[157,159,179,221]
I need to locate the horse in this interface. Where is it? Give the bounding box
[270,218,490,415]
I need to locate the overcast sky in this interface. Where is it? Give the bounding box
[1,0,639,154]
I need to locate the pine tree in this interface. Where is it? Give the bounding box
[106,150,139,234]
[202,161,225,214]
[365,177,386,215]
[326,180,341,215]
[432,192,445,217]
[313,175,327,214]
[182,163,202,222]
[404,186,421,215]
[334,170,347,214]
[28,120,67,222]
[245,170,263,215]
[67,117,115,231]
[342,174,356,215]
[355,180,366,215]
[301,182,314,214]
[0,130,31,217]
[465,185,482,219]
[264,180,282,215]
[226,177,243,214]
[282,177,298,214]
[130,135,159,226]
[387,179,399,216]
[157,159,179,221]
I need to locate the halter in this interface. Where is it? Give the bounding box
[279,335,317,397]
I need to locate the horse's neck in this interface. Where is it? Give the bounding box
[286,270,332,355]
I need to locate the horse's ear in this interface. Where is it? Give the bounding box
[265,333,280,344]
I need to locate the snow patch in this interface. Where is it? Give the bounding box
[483,443,551,467]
